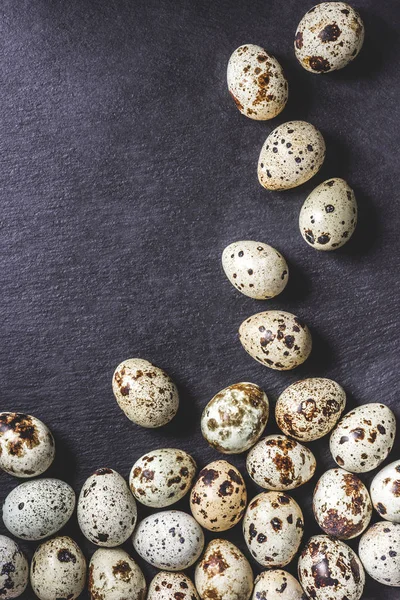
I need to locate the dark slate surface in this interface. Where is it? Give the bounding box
[0,0,399,598]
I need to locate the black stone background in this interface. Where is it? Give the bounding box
[0,0,399,598]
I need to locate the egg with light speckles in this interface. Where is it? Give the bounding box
[222,241,289,300]
[330,403,396,473]
[195,538,253,600]
[201,382,269,454]
[77,468,137,547]
[88,548,147,600]
[148,571,199,600]
[295,3,365,74]
[0,535,28,599]
[298,535,365,600]
[258,121,325,190]
[129,448,196,508]
[2,478,75,541]
[243,491,304,568]
[132,510,204,571]
[370,460,400,522]
[358,521,400,587]
[112,358,179,428]
[252,569,305,600]
[227,44,288,120]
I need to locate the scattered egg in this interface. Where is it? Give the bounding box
[88,548,146,600]
[358,521,400,587]
[252,569,304,600]
[0,535,28,599]
[370,460,400,522]
[148,572,199,600]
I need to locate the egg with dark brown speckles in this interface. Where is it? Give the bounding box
[370,460,400,523]
[88,548,146,600]
[0,535,28,599]
[358,521,400,586]
[148,571,199,600]
[252,570,304,600]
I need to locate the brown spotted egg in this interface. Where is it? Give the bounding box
[190,460,247,532]
[148,572,199,600]
[239,311,312,370]
[295,3,365,74]
[88,548,146,600]
[330,403,396,473]
[358,521,400,587]
[112,358,179,428]
[370,460,400,523]
[0,535,28,599]
[243,492,304,567]
[252,570,305,600]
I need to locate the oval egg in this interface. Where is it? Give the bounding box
[0,535,29,599]
[370,460,400,522]
[358,521,400,587]
[88,548,146,600]
[253,570,304,600]
[148,572,199,600]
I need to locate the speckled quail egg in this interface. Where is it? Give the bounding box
[358,521,400,586]
[30,536,86,600]
[295,3,365,74]
[2,478,75,540]
[222,241,289,300]
[77,467,137,547]
[243,492,304,567]
[201,382,269,454]
[0,535,28,599]
[148,572,199,600]
[112,358,179,428]
[252,570,305,600]
[330,403,396,473]
[239,311,312,370]
[190,460,247,531]
[276,378,346,442]
[0,412,55,478]
[258,121,325,191]
[298,535,365,600]
[129,448,196,508]
[88,548,146,600]
[313,468,372,539]
[132,510,204,571]
[371,460,400,522]
[195,538,253,600]
[227,44,288,120]
[246,435,316,491]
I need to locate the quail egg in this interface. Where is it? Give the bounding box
[201,382,269,454]
[330,403,396,473]
[112,358,179,428]
[252,570,305,600]
[243,492,304,567]
[295,3,365,73]
[0,535,28,599]
[88,548,147,600]
[358,521,400,586]
[132,510,204,571]
[275,378,346,441]
[148,572,199,600]
[370,460,400,522]
[77,467,137,547]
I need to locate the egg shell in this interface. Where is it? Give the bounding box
[313,468,372,539]
[77,468,137,547]
[247,434,316,491]
[358,521,400,586]
[295,3,365,73]
[148,572,199,600]
[276,378,346,442]
[0,412,55,478]
[258,121,325,191]
[195,538,253,600]
[239,311,312,370]
[201,382,269,454]
[330,403,396,473]
[112,358,179,428]
[252,569,304,600]
[243,491,304,567]
[2,478,75,541]
[88,548,146,600]
[0,535,29,599]
[298,535,365,600]
[370,460,400,522]
[132,510,204,571]
[222,241,289,300]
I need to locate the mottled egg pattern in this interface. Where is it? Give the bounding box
[148,571,199,600]
[275,378,346,442]
[112,358,179,428]
[298,535,365,600]
[258,121,325,190]
[0,535,28,599]
[129,448,196,508]
[330,403,396,473]
[30,536,86,600]
[358,522,400,587]
[77,468,137,547]
[201,382,269,454]
[132,510,204,571]
[246,435,316,491]
[371,460,400,523]
[239,311,312,370]
[2,478,75,541]
[195,538,253,600]
[222,241,289,300]
[243,492,304,568]
[0,412,55,478]
[299,178,357,250]
[88,548,146,600]
[252,569,305,600]
[313,468,372,539]
[295,2,365,73]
